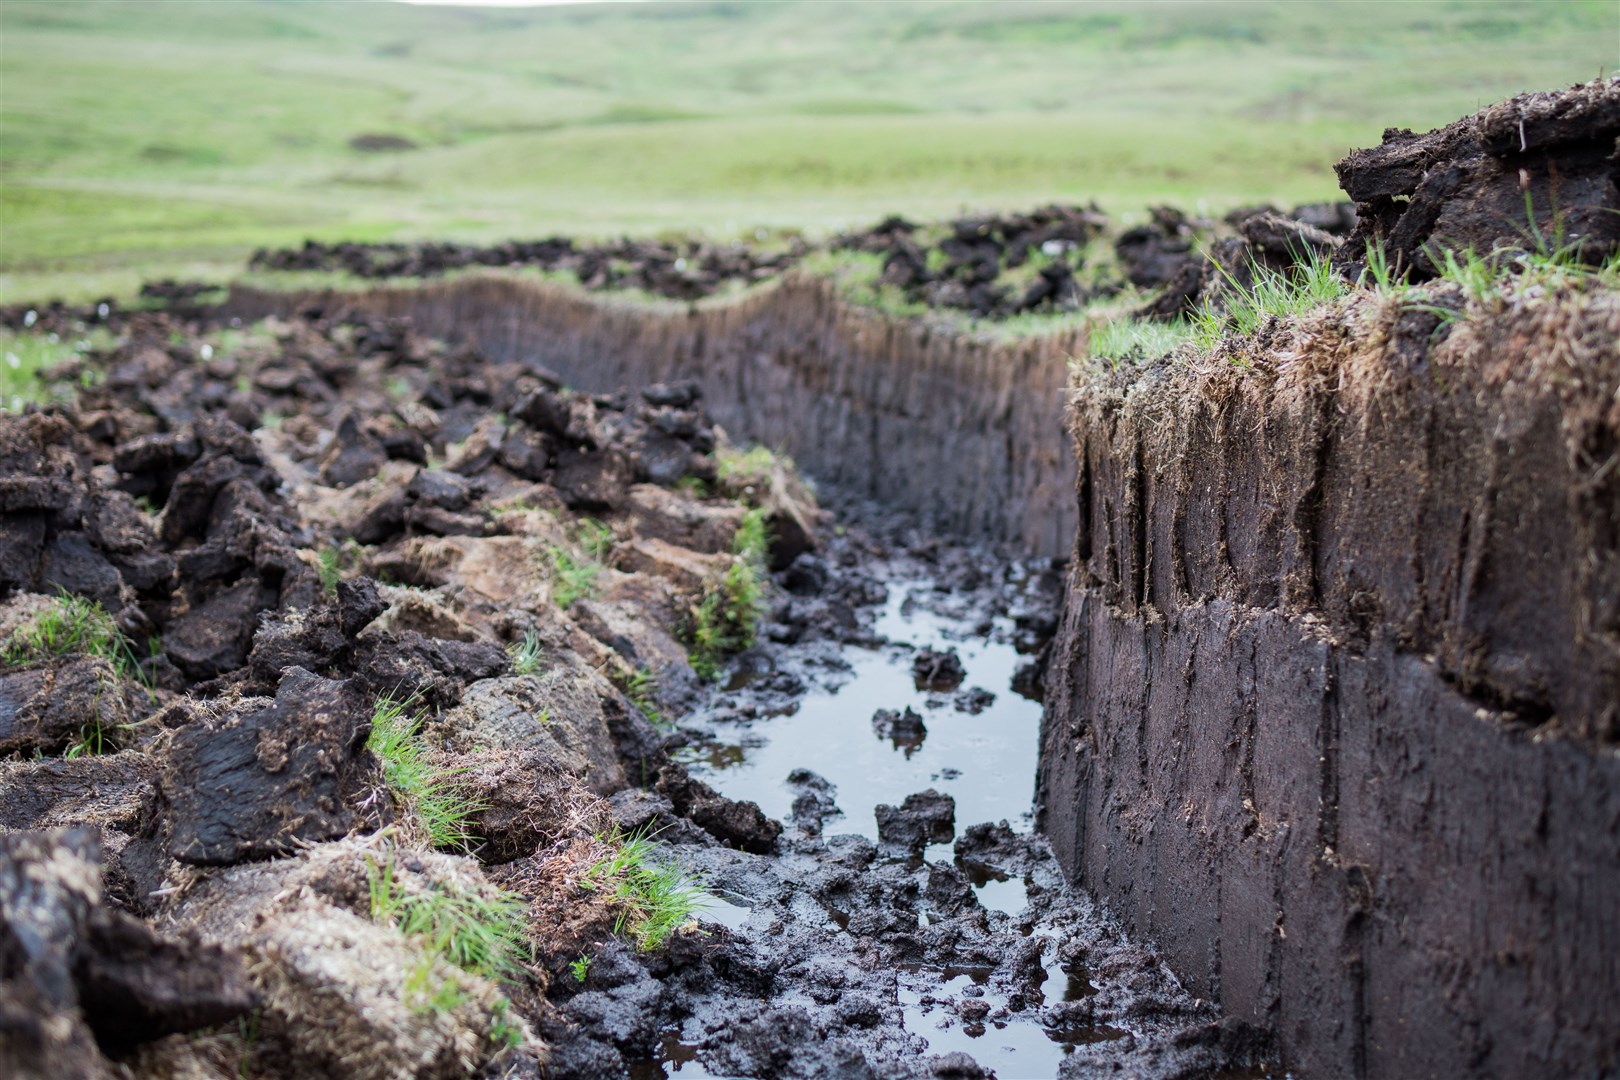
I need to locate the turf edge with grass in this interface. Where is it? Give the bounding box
[367,694,483,852]
[685,507,769,681]
[3,590,146,756]
[366,853,529,1045]
[580,828,708,953]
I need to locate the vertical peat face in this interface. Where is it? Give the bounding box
[223,276,1078,559]
[1036,291,1620,1078]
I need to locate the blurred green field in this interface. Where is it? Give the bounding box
[1,0,1614,302]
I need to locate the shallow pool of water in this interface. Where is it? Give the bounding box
[643,574,1140,1077]
[897,957,1125,1077]
[681,577,1045,883]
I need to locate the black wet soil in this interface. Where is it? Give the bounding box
[0,300,1271,1080]
[555,515,1276,1080]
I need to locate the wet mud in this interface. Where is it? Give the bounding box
[4,76,1617,1080]
[0,302,1267,1080]
[573,516,1271,1080]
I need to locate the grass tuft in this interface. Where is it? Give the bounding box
[368,854,531,1044]
[716,445,789,499]
[488,997,525,1049]
[1086,317,1194,369]
[316,545,342,595]
[1357,239,1409,295]
[581,828,707,952]
[674,475,710,499]
[1190,247,1350,352]
[542,516,614,609]
[368,856,530,982]
[3,591,123,667]
[507,630,543,676]
[367,694,483,852]
[622,666,666,729]
[685,507,769,681]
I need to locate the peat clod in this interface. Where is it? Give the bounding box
[871,706,928,757]
[0,828,252,1076]
[249,232,806,303]
[164,667,379,866]
[1115,205,1200,290]
[874,789,955,854]
[349,630,509,709]
[464,751,613,864]
[785,768,840,837]
[1233,207,1341,264]
[241,576,386,691]
[656,762,781,854]
[848,202,1111,318]
[952,686,995,714]
[911,647,965,691]
[0,754,159,910]
[441,673,629,796]
[320,411,388,487]
[0,754,156,839]
[951,820,1023,871]
[0,656,129,756]
[75,898,254,1053]
[1335,74,1620,276]
[0,401,329,691]
[171,839,535,1080]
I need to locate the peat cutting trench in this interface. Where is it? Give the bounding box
[3,81,1620,1080]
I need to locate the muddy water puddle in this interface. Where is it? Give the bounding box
[654,573,1135,1077]
[894,961,1127,1077]
[678,577,1044,879]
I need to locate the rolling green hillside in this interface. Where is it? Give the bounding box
[1,0,1614,301]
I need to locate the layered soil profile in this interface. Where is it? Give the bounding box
[1036,290,1620,1077]
[222,275,1078,559]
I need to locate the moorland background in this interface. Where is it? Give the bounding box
[1,0,1614,302]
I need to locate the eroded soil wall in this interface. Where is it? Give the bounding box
[1037,294,1620,1078]
[223,276,1077,558]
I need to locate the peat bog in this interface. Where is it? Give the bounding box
[0,64,1618,1080]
